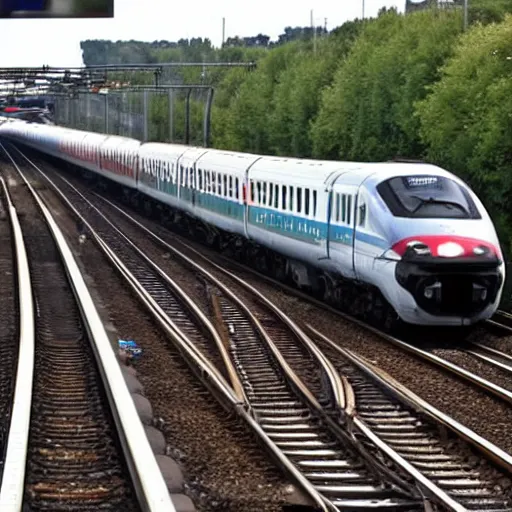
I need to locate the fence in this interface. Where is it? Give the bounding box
[50,85,214,146]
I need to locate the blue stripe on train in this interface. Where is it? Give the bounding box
[140,178,389,250]
[249,205,389,250]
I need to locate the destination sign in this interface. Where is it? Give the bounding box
[404,176,440,188]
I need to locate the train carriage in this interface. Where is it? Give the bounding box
[190,150,259,237]
[174,147,209,213]
[246,157,359,287]
[365,163,504,325]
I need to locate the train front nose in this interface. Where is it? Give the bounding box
[409,273,502,317]
[391,236,504,318]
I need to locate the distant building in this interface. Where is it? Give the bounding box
[405,0,463,13]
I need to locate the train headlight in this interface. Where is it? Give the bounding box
[389,237,433,261]
[405,240,431,257]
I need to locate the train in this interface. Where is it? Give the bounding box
[0,118,505,328]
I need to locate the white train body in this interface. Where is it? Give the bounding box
[0,119,505,326]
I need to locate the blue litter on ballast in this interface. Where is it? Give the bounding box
[118,339,143,359]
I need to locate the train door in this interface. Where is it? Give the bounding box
[191,151,208,207]
[328,180,359,280]
[353,177,383,282]
[353,186,371,281]
[243,157,262,239]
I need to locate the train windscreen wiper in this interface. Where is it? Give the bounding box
[409,195,468,215]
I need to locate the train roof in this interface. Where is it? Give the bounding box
[361,162,464,187]
[99,134,141,149]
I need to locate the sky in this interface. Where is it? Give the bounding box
[0,0,403,68]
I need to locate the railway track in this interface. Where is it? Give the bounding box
[9,147,512,511]
[465,342,512,375]
[0,147,175,510]
[304,326,512,511]
[490,310,512,329]
[484,310,512,337]
[0,176,25,490]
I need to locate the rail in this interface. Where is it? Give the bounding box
[0,178,35,512]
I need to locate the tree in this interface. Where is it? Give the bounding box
[267,20,362,157]
[310,8,463,161]
[415,15,512,247]
[212,41,304,153]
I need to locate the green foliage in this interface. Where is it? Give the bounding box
[212,41,304,153]
[310,9,463,161]
[267,20,362,157]
[416,15,512,249]
[469,0,512,24]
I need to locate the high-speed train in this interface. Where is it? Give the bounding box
[0,118,505,327]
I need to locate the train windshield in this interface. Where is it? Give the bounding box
[377,175,481,219]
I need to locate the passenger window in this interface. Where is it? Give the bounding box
[347,195,352,224]
[282,186,287,210]
[235,178,239,200]
[262,182,267,205]
[274,184,279,209]
[250,180,255,202]
[229,176,233,198]
[223,175,227,196]
[297,188,302,213]
[341,194,346,222]
[359,203,366,227]
[335,193,340,221]
[313,190,317,217]
[257,182,262,204]
[305,189,310,216]
[289,186,294,212]
[269,183,274,207]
